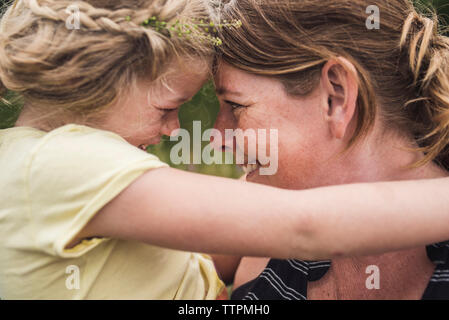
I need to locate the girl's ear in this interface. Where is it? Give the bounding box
[320,57,359,139]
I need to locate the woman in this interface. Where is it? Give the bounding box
[212,0,449,299]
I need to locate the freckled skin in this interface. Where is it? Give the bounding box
[214,61,443,299]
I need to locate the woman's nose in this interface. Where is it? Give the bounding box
[160,110,180,137]
[211,105,236,152]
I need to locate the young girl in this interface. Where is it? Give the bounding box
[0,0,234,299]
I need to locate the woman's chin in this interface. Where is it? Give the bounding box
[245,172,275,187]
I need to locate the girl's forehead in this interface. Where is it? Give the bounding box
[150,66,209,103]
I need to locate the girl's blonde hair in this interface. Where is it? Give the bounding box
[0,0,214,125]
[216,0,449,170]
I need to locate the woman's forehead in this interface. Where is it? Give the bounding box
[215,62,284,98]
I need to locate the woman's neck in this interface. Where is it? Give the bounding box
[299,129,449,190]
[355,134,447,183]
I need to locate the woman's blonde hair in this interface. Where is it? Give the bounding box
[0,0,214,126]
[216,0,449,170]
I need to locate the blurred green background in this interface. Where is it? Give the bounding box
[1,0,448,179]
[146,82,243,178]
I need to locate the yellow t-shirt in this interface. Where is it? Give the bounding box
[0,124,224,300]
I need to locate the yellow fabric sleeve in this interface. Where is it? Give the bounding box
[26,125,168,258]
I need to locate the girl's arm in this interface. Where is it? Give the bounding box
[76,167,449,260]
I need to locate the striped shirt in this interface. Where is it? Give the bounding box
[231,241,449,300]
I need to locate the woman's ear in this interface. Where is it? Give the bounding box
[321,57,358,139]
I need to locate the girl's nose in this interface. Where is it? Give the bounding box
[160,110,180,137]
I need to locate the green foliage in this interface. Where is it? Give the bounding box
[417,0,449,33]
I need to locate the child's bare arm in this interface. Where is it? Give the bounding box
[75,167,449,260]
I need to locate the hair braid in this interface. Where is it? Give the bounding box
[0,0,213,127]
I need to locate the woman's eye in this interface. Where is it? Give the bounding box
[225,100,246,111]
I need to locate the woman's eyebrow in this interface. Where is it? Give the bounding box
[216,86,242,97]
